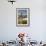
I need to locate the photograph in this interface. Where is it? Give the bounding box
[16,8,30,27]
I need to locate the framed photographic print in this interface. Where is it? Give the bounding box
[16,8,30,27]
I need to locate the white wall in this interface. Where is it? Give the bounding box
[0,0,46,41]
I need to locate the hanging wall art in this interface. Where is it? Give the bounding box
[16,8,30,27]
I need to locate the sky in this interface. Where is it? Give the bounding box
[18,10,27,16]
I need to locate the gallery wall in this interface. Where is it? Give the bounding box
[0,0,46,41]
